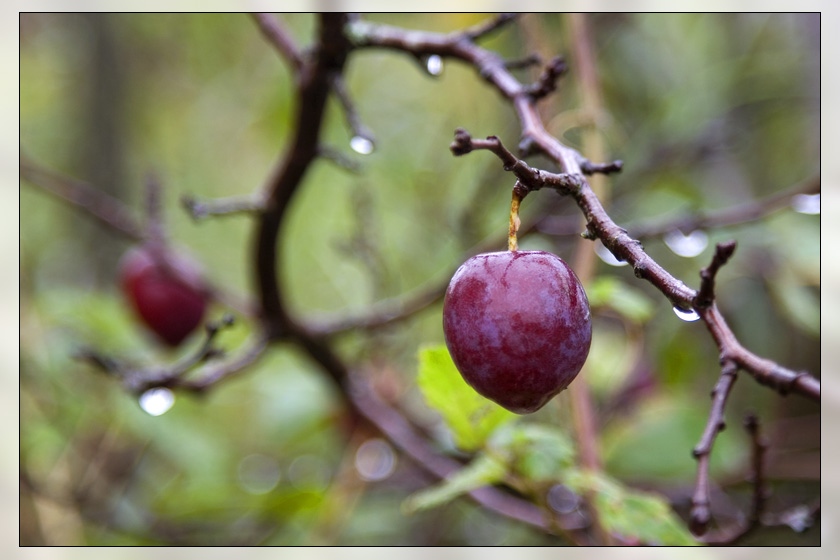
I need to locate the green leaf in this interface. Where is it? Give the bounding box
[417,344,515,451]
[588,276,655,324]
[488,423,576,483]
[402,453,507,514]
[564,469,699,546]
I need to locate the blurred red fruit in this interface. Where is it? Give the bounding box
[119,245,208,346]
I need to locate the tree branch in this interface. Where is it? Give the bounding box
[448,131,819,402]
[690,360,739,535]
[251,13,304,72]
[253,14,352,336]
[20,154,144,240]
[181,193,263,220]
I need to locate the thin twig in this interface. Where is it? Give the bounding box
[535,176,820,238]
[251,13,304,71]
[462,13,519,41]
[629,176,821,239]
[331,73,376,148]
[20,154,144,240]
[525,56,568,100]
[690,360,739,536]
[181,194,263,220]
[700,414,772,544]
[695,240,738,308]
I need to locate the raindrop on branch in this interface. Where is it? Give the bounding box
[138,388,175,416]
[350,135,374,155]
[673,306,701,322]
[425,55,444,76]
[664,229,708,258]
[547,484,581,514]
[595,240,627,267]
[791,193,820,215]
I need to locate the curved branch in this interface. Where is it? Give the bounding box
[253,14,352,335]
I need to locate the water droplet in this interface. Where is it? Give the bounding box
[237,454,281,495]
[288,455,331,491]
[791,193,820,215]
[595,240,627,267]
[547,484,580,514]
[673,306,700,322]
[664,229,709,258]
[425,55,443,76]
[138,388,175,416]
[350,135,374,155]
[354,438,396,482]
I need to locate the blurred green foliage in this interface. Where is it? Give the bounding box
[20,13,819,545]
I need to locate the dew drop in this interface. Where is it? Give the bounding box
[350,135,374,155]
[595,240,627,267]
[354,438,396,482]
[425,55,443,76]
[791,193,820,215]
[138,388,175,416]
[664,229,709,258]
[673,306,701,322]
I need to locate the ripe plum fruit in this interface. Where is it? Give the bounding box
[119,245,208,347]
[443,250,592,414]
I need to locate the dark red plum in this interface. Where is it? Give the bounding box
[443,250,592,414]
[119,245,208,347]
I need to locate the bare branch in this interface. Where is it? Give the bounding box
[699,414,772,544]
[579,159,624,176]
[629,176,821,239]
[690,360,739,536]
[536,176,820,238]
[695,240,738,309]
[255,14,352,335]
[181,193,263,220]
[20,154,144,240]
[447,130,819,403]
[331,73,376,149]
[525,56,568,100]
[251,13,303,71]
[462,13,519,41]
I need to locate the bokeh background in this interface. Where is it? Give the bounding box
[17,12,822,548]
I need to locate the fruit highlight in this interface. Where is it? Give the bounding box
[442,250,592,414]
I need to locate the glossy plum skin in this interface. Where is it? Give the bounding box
[119,246,208,347]
[443,250,592,414]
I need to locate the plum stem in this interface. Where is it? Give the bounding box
[508,187,522,251]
